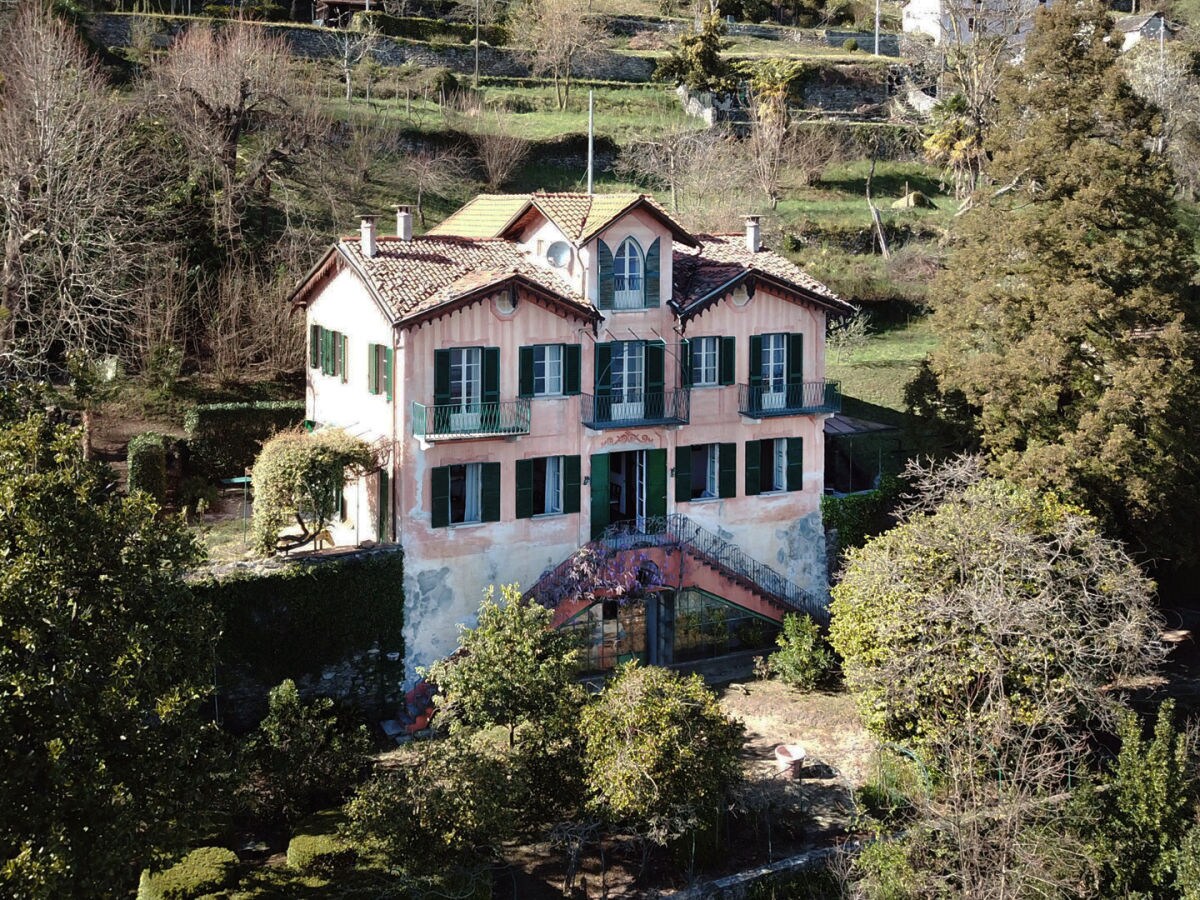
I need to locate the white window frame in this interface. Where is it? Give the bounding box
[691,337,719,387]
[610,341,645,420]
[535,455,564,516]
[449,347,483,432]
[533,344,564,397]
[771,439,787,493]
[690,443,720,500]
[761,334,787,410]
[613,238,644,310]
[448,462,482,525]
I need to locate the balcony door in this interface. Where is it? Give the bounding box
[760,334,787,411]
[448,347,482,431]
[590,449,668,539]
[610,341,645,421]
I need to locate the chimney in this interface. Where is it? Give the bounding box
[744,215,761,253]
[396,205,413,242]
[360,215,378,258]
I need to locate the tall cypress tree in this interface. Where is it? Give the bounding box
[928,0,1200,565]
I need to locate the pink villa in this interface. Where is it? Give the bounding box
[289,192,853,678]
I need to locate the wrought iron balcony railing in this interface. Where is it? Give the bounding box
[737,381,841,417]
[411,399,531,440]
[581,389,690,429]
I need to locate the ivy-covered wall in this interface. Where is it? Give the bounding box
[194,548,405,729]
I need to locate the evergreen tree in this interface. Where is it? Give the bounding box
[655,13,735,95]
[927,0,1200,565]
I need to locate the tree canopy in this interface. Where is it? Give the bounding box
[0,401,218,897]
[925,0,1200,567]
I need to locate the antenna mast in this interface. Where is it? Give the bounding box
[587,90,595,195]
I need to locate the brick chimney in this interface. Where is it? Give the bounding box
[396,205,413,242]
[360,215,378,258]
[744,215,761,253]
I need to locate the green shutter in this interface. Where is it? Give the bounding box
[594,343,612,399]
[368,344,378,394]
[341,333,349,383]
[515,458,533,519]
[483,347,500,405]
[675,444,692,503]
[786,437,804,493]
[310,324,321,368]
[322,329,333,376]
[434,350,451,406]
[719,336,736,386]
[679,338,692,388]
[643,237,661,308]
[384,347,393,402]
[518,347,535,398]
[431,466,450,528]
[787,333,804,386]
[745,440,761,497]
[564,344,581,395]
[646,448,667,520]
[719,442,736,498]
[589,453,610,539]
[481,462,501,522]
[597,239,614,310]
[377,469,390,540]
[749,335,763,390]
[563,455,581,514]
[646,340,665,396]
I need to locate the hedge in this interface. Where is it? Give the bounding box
[821,474,904,555]
[287,833,358,874]
[351,11,509,46]
[127,432,169,503]
[183,400,304,481]
[137,846,240,900]
[196,550,405,689]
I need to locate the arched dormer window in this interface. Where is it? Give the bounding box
[612,238,643,310]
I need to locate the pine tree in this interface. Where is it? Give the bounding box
[927,0,1200,565]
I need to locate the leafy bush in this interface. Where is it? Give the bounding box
[822,476,903,555]
[286,834,357,875]
[250,427,372,555]
[842,37,859,52]
[851,839,919,900]
[137,846,239,900]
[769,614,836,692]
[1179,824,1200,899]
[179,475,219,516]
[236,680,372,827]
[580,662,744,839]
[351,11,508,45]
[183,400,304,482]
[127,431,169,503]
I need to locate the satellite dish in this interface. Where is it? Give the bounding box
[546,240,572,268]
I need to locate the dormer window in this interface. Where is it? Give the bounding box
[613,238,644,310]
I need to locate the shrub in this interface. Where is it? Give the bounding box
[1179,824,1200,899]
[851,839,919,900]
[179,475,219,517]
[137,846,239,900]
[769,614,836,692]
[821,474,904,556]
[236,679,373,827]
[842,37,859,52]
[286,833,357,874]
[127,431,169,503]
[183,400,304,482]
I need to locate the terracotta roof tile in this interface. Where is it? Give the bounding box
[340,236,595,324]
[673,235,853,315]
[425,194,530,239]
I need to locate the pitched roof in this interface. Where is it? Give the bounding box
[672,235,854,319]
[425,194,530,239]
[430,191,697,247]
[328,236,599,327]
[1115,11,1166,32]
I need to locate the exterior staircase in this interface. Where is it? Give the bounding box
[527,514,827,626]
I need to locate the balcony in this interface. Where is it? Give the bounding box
[412,399,531,441]
[738,381,841,418]
[582,389,690,429]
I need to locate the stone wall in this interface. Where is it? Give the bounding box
[86,13,656,82]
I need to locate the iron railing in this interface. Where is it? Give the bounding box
[737,381,841,417]
[527,513,827,623]
[581,389,690,429]
[411,399,531,440]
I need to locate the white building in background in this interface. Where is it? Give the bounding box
[902,0,1049,46]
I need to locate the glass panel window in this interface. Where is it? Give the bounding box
[690,443,719,500]
[448,463,482,524]
[759,438,786,493]
[531,455,564,516]
[610,341,645,403]
[370,344,387,394]
[613,238,644,309]
[690,337,719,387]
[761,334,787,394]
[449,347,482,409]
[533,344,563,396]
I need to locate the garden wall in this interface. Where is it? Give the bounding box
[193,547,406,731]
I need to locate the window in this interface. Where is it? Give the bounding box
[691,444,719,499]
[449,347,482,408]
[744,437,802,496]
[762,333,787,397]
[613,238,643,309]
[675,442,735,502]
[534,344,563,396]
[691,337,719,387]
[432,461,501,527]
[367,343,393,400]
[516,455,581,518]
[611,341,645,402]
[310,325,347,380]
[534,456,563,515]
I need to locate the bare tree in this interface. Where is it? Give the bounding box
[509,0,606,109]
[0,4,139,374]
[463,101,531,190]
[403,148,472,228]
[1125,37,1200,196]
[327,18,381,103]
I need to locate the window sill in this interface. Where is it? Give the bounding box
[684,495,722,504]
[531,511,569,520]
[446,519,487,529]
